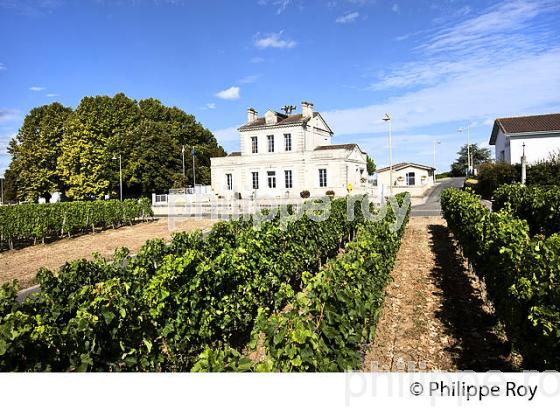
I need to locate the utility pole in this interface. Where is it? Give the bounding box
[191,146,196,190]
[182,145,186,179]
[382,113,392,195]
[521,142,527,185]
[0,175,4,205]
[112,154,123,200]
[433,140,441,183]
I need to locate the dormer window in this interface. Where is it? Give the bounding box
[251,136,258,154]
[267,135,275,152]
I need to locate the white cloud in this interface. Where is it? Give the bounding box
[212,126,241,152]
[0,63,5,71]
[46,93,58,97]
[250,57,265,64]
[257,0,293,14]
[254,31,296,49]
[336,11,359,24]
[391,3,399,13]
[238,74,260,84]
[29,86,45,91]
[324,47,560,136]
[205,103,216,109]
[0,109,18,124]
[215,86,240,100]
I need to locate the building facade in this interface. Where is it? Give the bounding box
[376,162,435,197]
[489,113,560,164]
[210,102,368,199]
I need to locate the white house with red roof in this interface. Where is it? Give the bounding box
[210,101,368,199]
[490,113,560,164]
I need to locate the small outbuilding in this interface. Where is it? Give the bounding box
[376,162,435,197]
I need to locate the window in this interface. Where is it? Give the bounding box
[251,136,258,154]
[267,135,274,152]
[284,133,292,151]
[319,169,327,188]
[499,150,505,161]
[267,171,276,188]
[406,172,416,186]
[226,173,233,190]
[284,170,293,188]
[252,172,259,190]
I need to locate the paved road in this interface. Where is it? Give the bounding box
[411,177,465,216]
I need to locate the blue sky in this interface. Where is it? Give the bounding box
[1,0,560,175]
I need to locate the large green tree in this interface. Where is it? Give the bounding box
[8,93,225,201]
[450,143,492,177]
[7,103,72,201]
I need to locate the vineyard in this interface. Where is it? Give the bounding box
[441,187,560,369]
[0,194,409,371]
[0,198,153,251]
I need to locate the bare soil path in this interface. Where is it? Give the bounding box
[0,217,215,288]
[363,216,516,372]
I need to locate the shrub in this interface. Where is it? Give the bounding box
[300,190,310,199]
[325,190,335,197]
[475,162,520,199]
[441,188,560,369]
[526,152,560,186]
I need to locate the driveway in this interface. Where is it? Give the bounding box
[411,177,465,216]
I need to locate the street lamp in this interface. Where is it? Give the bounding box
[382,113,392,194]
[0,174,4,205]
[191,146,196,190]
[112,154,123,201]
[458,125,471,176]
[433,140,441,183]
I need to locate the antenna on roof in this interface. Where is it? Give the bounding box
[281,105,296,115]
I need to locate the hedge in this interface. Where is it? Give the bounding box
[441,188,560,369]
[492,184,560,236]
[0,198,153,251]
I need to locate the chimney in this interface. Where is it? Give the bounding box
[301,101,314,118]
[247,108,257,123]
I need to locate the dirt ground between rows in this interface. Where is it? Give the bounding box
[363,216,518,372]
[0,217,215,289]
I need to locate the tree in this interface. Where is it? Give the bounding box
[366,156,376,176]
[7,103,72,201]
[450,143,492,177]
[57,94,140,200]
[7,93,226,201]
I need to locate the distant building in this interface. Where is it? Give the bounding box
[376,162,435,197]
[210,101,368,198]
[489,113,560,164]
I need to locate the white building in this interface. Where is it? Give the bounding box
[489,113,560,164]
[210,101,368,199]
[376,162,435,197]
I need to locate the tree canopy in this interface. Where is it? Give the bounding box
[366,156,376,176]
[450,143,492,177]
[6,93,225,201]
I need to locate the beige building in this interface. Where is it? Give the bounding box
[377,162,435,196]
[210,101,369,199]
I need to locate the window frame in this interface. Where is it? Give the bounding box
[284,170,293,188]
[251,136,258,154]
[226,173,233,190]
[406,172,416,186]
[267,135,275,153]
[252,171,259,190]
[267,170,276,188]
[319,168,327,188]
[284,133,292,152]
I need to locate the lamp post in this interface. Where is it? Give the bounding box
[191,146,196,190]
[382,113,392,194]
[458,125,471,176]
[433,140,441,183]
[112,154,123,201]
[521,142,527,185]
[0,174,4,205]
